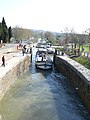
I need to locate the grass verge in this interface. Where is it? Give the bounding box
[72,56,90,70]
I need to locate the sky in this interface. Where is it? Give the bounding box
[0,0,90,33]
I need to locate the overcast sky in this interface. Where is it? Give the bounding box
[0,0,90,33]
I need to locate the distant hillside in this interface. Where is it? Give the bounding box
[31,29,61,36]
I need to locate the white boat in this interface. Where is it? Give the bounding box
[47,47,55,54]
[35,48,53,70]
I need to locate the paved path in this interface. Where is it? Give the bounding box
[0,44,21,66]
[0,47,29,79]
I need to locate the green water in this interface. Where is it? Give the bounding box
[0,69,59,120]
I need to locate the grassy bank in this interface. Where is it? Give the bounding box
[72,56,90,70]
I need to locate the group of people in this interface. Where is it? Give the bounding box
[22,45,32,56]
[36,51,48,62]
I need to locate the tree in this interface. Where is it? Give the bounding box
[78,34,84,48]
[2,17,8,43]
[44,31,57,45]
[63,27,71,49]
[12,26,23,41]
[69,28,78,52]
[0,22,2,42]
[12,26,34,42]
[8,26,12,43]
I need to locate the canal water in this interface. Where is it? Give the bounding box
[0,48,90,120]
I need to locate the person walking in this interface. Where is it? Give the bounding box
[2,55,5,67]
[22,48,25,56]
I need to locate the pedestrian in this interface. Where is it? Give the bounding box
[82,48,84,52]
[74,49,76,55]
[23,45,26,52]
[30,47,32,54]
[22,48,25,56]
[54,49,57,55]
[61,51,64,56]
[17,45,18,50]
[77,48,80,56]
[2,55,5,67]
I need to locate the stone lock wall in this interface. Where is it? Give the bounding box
[55,56,90,112]
[0,55,31,101]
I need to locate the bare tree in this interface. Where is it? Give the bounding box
[12,26,34,42]
[44,31,56,45]
[63,27,74,50]
[12,26,23,41]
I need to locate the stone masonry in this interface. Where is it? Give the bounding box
[0,53,31,101]
[55,55,90,112]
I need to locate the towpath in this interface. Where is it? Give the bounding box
[0,44,21,66]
